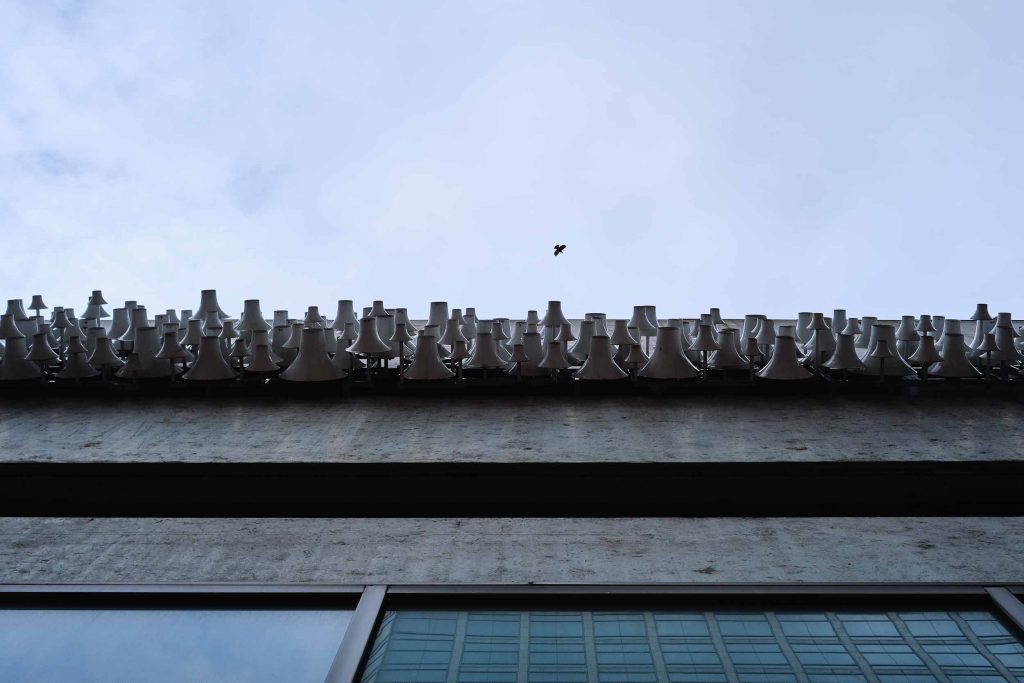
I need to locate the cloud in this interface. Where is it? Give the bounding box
[1,0,1023,318]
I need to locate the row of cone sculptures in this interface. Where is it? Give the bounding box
[0,290,1022,384]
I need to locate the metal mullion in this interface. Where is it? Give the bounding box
[444,611,469,683]
[887,611,951,683]
[325,584,387,683]
[706,612,740,683]
[643,612,671,683]
[582,611,600,682]
[764,613,810,683]
[988,587,1024,635]
[516,612,529,683]
[947,611,1018,681]
[825,612,882,683]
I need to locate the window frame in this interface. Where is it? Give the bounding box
[1,583,1022,683]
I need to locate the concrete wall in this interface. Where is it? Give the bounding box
[3,517,1021,584]
[3,396,1023,463]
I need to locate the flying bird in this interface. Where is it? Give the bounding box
[553,244,566,256]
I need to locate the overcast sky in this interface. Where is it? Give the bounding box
[1,1,1021,320]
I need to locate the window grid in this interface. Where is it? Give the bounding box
[361,611,1023,683]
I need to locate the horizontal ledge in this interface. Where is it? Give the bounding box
[0,583,367,594]
[1,378,1023,399]
[1,582,1019,598]
[384,583,1009,596]
[1,461,1023,517]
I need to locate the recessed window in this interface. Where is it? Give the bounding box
[0,608,352,683]
[361,610,1022,683]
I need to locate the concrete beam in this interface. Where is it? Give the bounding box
[2,395,1023,464]
[2,517,1022,585]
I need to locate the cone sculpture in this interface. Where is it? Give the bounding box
[333,300,358,332]
[568,319,594,364]
[348,317,391,357]
[395,308,418,335]
[108,308,130,348]
[282,322,304,363]
[895,316,921,359]
[831,310,848,341]
[116,326,169,378]
[88,336,124,372]
[802,313,834,367]
[916,315,936,339]
[193,290,229,320]
[517,332,547,377]
[404,331,455,381]
[247,343,281,373]
[491,321,512,362]
[281,328,344,382]
[154,331,188,378]
[465,331,507,370]
[84,291,108,320]
[554,322,576,359]
[625,344,648,375]
[575,335,628,381]
[610,319,637,348]
[441,318,469,350]
[690,323,720,374]
[26,332,58,379]
[757,335,812,380]
[628,306,657,341]
[56,335,99,380]
[0,335,39,381]
[739,315,760,349]
[3,294,1021,391]
[929,333,980,378]
[119,306,150,346]
[992,315,1022,364]
[824,334,866,372]
[238,300,272,338]
[640,327,700,379]
[709,329,748,370]
[462,310,479,340]
[796,312,813,344]
[540,301,569,328]
[856,316,877,349]
[909,336,943,377]
[539,340,570,373]
[937,318,962,353]
[859,325,915,377]
[183,336,238,381]
[427,302,449,339]
[755,319,776,355]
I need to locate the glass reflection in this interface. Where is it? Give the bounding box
[0,609,351,683]
[361,610,1022,683]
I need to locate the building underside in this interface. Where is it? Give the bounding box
[2,395,1022,682]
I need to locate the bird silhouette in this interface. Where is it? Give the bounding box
[553,244,566,256]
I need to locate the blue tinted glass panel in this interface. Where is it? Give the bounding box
[362,610,1021,683]
[0,609,351,683]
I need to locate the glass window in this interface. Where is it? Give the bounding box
[362,609,1023,683]
[857,644,925,667]
[837,614,900,638]
[0,608,351,683]
[791,643,855,666]
[901,613,964,638]
[777,614,836,638]
[717,615,774,637]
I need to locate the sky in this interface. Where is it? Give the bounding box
[1,0,1022,320]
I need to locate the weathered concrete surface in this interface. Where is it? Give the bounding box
[2,396,1023,463]
[1,517,1021,584]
